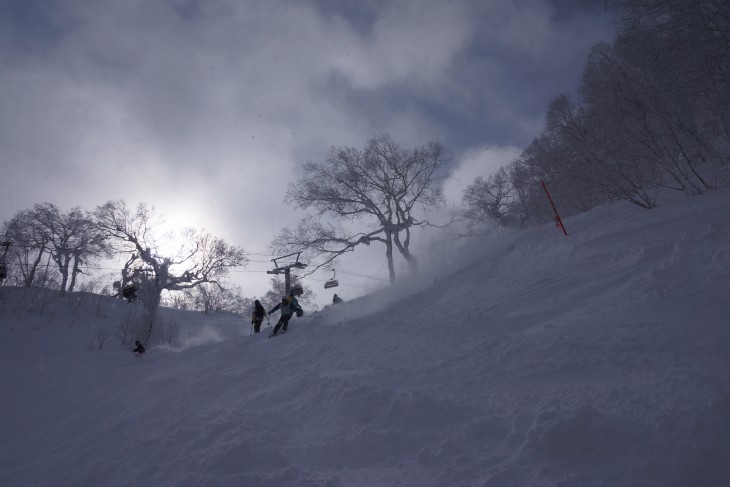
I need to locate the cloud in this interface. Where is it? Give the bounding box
[443,145,523,206]
[0,0,613,304]
[326,0,474,91]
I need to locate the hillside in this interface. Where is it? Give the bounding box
[2,188,729,487]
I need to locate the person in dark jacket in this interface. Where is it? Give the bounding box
[133,340,145,356]
[251,299,266,333]
[332,294,343,304]
[268,295,303,337]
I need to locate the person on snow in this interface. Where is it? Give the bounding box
[133,340,145,356]
[290,294,303,317]
[332,294,344,304]
[251,299,266,333]
[268,295,303,337]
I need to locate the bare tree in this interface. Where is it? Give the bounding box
[32,203,109,294]
[3,210,51,287]
[580,42,712,196]
[275,133,450,283]
[547,91,661,208]
[597,1,730,181]
[3,204,108,291]
[471,0,730,229]
[93,200,248,342]
[462,167,514,224]
[180,282,252,315]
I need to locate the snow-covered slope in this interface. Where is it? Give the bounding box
[2,188,729,487]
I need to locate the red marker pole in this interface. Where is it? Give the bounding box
[541,180,568,236]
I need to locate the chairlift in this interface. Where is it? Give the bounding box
[268,252,307,297]
[324,269,339,289]
[119,282,139,303]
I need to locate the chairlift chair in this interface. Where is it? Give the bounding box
[122,283,139,303]
[324,269,338,289]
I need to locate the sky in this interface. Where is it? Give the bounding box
[0,0,614,303]
[2,184,729,486]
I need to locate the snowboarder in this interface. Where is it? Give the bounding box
[332,294,344,304]
[268,295,303,337]
[133,340,145,357]
[251,299,266,334]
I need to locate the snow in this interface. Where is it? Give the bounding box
[2,188,730,487]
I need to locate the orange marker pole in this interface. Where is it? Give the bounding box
[541,180,568,236]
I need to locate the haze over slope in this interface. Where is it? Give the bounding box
[2,188,729,486]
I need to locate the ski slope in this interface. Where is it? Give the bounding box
[1,188,729,486]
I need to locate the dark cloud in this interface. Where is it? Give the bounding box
[0,0,75,61]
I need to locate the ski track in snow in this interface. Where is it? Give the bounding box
[1,188,730,486]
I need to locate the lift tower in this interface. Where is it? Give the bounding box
[267,252,307,296]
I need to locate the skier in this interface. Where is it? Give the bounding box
[133,340,145,357]
[251,299,266,334]
[268,295,303,337]
[332,294,344,304]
